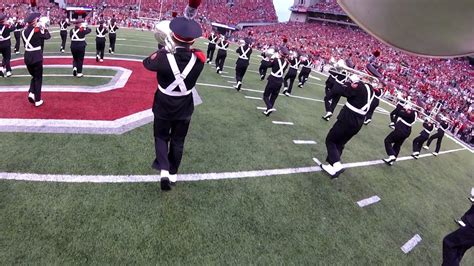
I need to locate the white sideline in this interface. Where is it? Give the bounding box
[244,96,262,100]
[0,147,466,183]
[10,74,114,78]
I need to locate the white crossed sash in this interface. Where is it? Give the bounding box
[109,24,116,33]
[270,58,287,78]
[345,84,375,116]
[60,21,68,31]
[238,46,251,60]
[22,28,40,52]
[290,59,300,69]
[0,26,11,41]
[217,41,228,50]
[96,28,106,38]
[209,35,217,44]
[71,28,85,42]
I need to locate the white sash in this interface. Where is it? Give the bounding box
[158,53,197,97]
[96,28,106,38]
[22,29,40,52]
[109,24,116,33]
[238,46,251,60]
[397,112,417,127]
[290,59,300,69]
[0,26,11,41]
[71,28,85,41]
[302,61,312,69]
[60,21,68,31]
[209,35,217,44]
[270,59,287,78]
[217,41,228,50]
[345,84,375,116]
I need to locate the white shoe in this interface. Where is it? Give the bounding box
[76,73,84,78]
[169,174,177,184]
[28,92,35,103]
[61,49,65,53]
[269,108,277,113]
[423,145,429,150]
[73,67,77,76]
[160,170,171,191]
[322,112,332,121]
[99,59,103,62]
[432,152,438,156]
[15,51,20,54]
[455,220,466,227]
[34,100,44,107]
[364,119,372,125]
[321,164,336,176]
[389,122,395,129]
[412,151,420,156]
[468,197,474,203]
[111,51,114,54]
[383,155,396,165]
[5,71,12,77]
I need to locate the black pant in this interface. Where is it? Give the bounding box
[71,46,85,73]
[235,63,248,82]
[365,98,380,120]
[325,111,364,164]
[96,38,106,59]
[259,60,271,79]
[263,77,283,110]
[206,45,215,61]
[442,225,474,266]
[283,68,297,93]
[109,33,116,52]
[384,127,411,157]
[412,133,429,152]
[0,45,12,72]
[215,50,226,70]
[153,117,191,175]
[14,31,21,52]
[60,30,67,50]
[27,61,43,101]
[298,69,310,85]
[427,131,445,153]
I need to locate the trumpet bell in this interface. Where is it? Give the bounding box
[38,16,50,29]
[154,20,176,53]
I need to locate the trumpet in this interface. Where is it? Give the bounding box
[331,62,381,87]
[154,20,176,53]
[37,16,50,30]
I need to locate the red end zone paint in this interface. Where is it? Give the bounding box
[0,58,156,120]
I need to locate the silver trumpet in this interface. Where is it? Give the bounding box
[38,16,50,30]
[154,20,176,53]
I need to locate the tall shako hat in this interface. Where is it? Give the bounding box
[169,0,203,44]
[25,12,41,24]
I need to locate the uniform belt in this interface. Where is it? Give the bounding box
[0,36,11,41]
[424,129,432,134]
[397,118,415,127]
[14,29,22,32]
[97,35,106,38]
[60,29,67,31]
[25,46,41,52]
[270,72,283,78]
[72,38,86,41]
[158,85,194,97]
[345,102,368,116]
[290,65,298,69]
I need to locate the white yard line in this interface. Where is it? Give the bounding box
[256,107,267,110]
[272,121,294,125]
[222,75,234,79]
[0,147,466,183]
[293,140,317,145]
[10,74,114,78]
[401,234,422,254]
[244,96,262,100]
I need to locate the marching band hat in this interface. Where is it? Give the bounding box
[25,12,41,23]
[0,14,6,22]
[278,46,289,56]
[170,16,202,43]
[349,74,361,83]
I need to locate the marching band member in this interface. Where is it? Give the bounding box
[262,47,289,116]
[70,19,91,77]
[319,75,375,178]
[206,31,218,64]
[282,50,300,96]
[21,12,51,107]
[108,17,118,54]
[258,45,273,80]
[233,38,252,91]
[389,92,408,129]
[383,102,417,165]
[424,117,449,156]
[95,21,108,62]
[143,0,205,191]
[0,14,15,77]
[411,118,434,158]
[215,35,228,74]
[363,85,383,125]
[13,17,24,54]
[322,59,350,121]
[58,16,69,53]
[442,203,474,265]
[297,55,312,88]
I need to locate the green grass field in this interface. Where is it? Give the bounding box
[0,28,473,264]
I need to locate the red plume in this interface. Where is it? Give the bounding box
[283,38,288,43]
[373,50,381,57]
[172,11,178,18]
[30,0,37,7]
[189,0,202,8]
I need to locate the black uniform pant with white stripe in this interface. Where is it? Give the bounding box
[96,38,106,59]
[365,98,380,120]
[283,68,297,93]
[259,60,271,79]
[0,45,12,72]
[215,51,226,71]
[206,45,215,61]
[427,131,445,153]
[412,133,429,152]
[60,30,67,50]
[71,46,85,73]
[263,76,283,110]
[442,218,474,265]
[109,33,116,52]
[235,62,248,82]
[325,109,364,165]
[153,117,191,175]
[298,69,311,85]
[14,31,21,52]
[384,126,411,157]
[27,61,43,101]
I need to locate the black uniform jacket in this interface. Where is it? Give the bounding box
[236,44,252,66]
[330,81,374,120]
[70,26,92,49]
[22,26,51,65]
[0,24,15,48]
[143,47,205,120]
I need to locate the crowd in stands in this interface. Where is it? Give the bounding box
[309,0,346,14]
[1,2,472,144]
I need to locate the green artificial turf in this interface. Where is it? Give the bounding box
[1,28,473,264]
